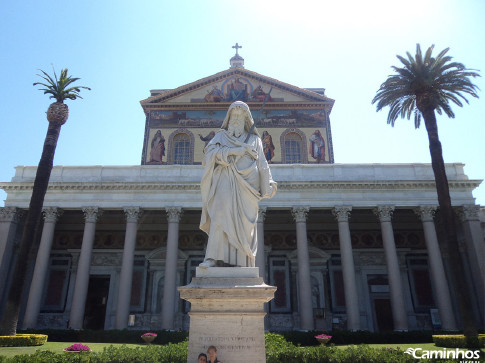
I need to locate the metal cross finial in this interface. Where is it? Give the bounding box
[232,43,242,55]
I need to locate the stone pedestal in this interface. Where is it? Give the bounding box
[178,267,276,363]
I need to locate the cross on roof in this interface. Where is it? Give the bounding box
[232,43,242,55]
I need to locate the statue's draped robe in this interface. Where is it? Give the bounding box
[200,130,276,266]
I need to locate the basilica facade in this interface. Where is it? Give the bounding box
[0,52,484,332]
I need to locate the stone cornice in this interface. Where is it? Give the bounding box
[0,179,481,192]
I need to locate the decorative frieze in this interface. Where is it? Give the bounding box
[166,207,183,223]
[82,207,101,223]
[332,206,352,222]
[292,207,309,223]
[359,253,386,266]
[91,253,122,266]
[1,179,481,193]
[373,205,395,222]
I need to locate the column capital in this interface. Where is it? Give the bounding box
[42,207,63,223]
[82,207,102,223]
[332,206,352,222]
[257,207,267,223]
[292,206,309,223]
[456,204,480,222]
[414,205,437,222]
[373,205,395,222]
[123,207,142,222]
[166,207,183,223]
[0,207,25,223]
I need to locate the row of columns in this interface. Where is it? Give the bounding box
[2,204,481,331]
[19,206,183,330]
[257,205,459,331]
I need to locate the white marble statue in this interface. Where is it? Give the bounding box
[199,101,277,268]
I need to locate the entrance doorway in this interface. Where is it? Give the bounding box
[83,275,110,330]
[373,298,393,331]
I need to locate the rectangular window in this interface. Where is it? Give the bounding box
[331,269,346,309]
[269,256,291,313]
[130,257,147,312]
[42,257,71,312]
[407,257,435,312]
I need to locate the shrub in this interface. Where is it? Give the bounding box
[433,334,485,348]
[265,333,417,363]
[63,343,91,352]
[19,329,188,344]
[0,334,47,347]
[2,342,188,363]
[280,330,434,346]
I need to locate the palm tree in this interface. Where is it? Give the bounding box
[0,68,90,335]
[372,44,480,342]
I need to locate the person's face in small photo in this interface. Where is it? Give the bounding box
[198,355,207,363]
[207,348,217,361]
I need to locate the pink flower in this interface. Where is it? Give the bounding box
[315,334,332,339]
[64,343,91,352]
[141,332,158,337]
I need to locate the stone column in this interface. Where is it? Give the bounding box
[161,207,182,330]
[458,205,485,283]
[256,207,267,280]
[292,207,314,330]
[374,206,408,331]
[22,207,63,329]
[115,207,142,329]
[415,206,457,330]
[457,205,485,320]
[0,207,25,302]
[69,207,101,329]
[332,206,360,331]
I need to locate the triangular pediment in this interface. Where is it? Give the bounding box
[140,68,334,110]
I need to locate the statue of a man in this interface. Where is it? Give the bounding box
[199,101,277,268]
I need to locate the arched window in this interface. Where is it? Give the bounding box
[281,129,307,164]
[280,129,308,164]
[285,132,302,163]
[168,129,194,164]
[173,133,191,164]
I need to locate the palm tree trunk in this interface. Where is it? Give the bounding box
[0,121,62,336]
[422,108,478,339]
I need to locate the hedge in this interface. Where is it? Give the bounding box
[19,329,188,345]
[280,330,435,346]
[0,334,47,347]
[18,329,440,346]
[433,334,485,348]
[1,334,483,362]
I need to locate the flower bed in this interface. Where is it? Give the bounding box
[63,343,91,352]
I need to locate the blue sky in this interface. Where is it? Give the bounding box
[1,0,484,205]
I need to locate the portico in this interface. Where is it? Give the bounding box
[1,163,482,331]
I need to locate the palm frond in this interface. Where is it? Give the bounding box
[33,68,90,103]
[373,44,480,128]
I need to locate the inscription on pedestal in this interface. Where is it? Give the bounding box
[178,267,276,363]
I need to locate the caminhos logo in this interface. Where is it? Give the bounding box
[404,347,480,361]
